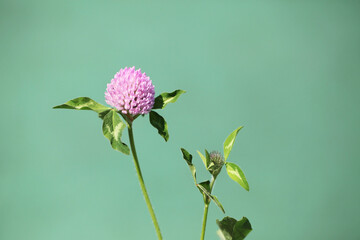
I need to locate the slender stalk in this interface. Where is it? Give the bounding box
[200,176,216,240]
[128,123,163,240]
[200,204,209,240]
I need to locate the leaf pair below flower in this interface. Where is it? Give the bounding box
[102,109,130,155]
[54,90,186,152]
[149,111,169,141]
[53,97,111,119]
[223,126,243,161]
[53,97,129,154]
[149,90,185,142]
[223,126,250,191]
[152,90,186,110]
[226,162,249,191]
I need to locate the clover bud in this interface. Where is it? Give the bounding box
[208,151,225,178]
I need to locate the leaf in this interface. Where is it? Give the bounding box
[233,217,252,240]
[216,217,237,240]
[197,180,211,196]
[225,162,249,191]
[181,148,192,165]
[53,97,111,119]
[197,150,209,169]
[152,90,186,109]
[180,148,196,183]
[217,216,252,240]
[149,111,169,141]
[102,110,130,155]
[205,149,211,166]
[197,181,225,213]
[197,180,211,203]
[212,195,225,214]
[98,109,112,119]
[223,126,243,161]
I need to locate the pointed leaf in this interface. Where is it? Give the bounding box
[211,195,225,214]
[181,148,193,165]
[53,97,111,119]
[216,217,237,240]
[205,149,211,166]
[197,180,211,203]
[197,150,209,169]
[233,217,252,239]
[149,111,169,141]
[223,126,243,160]
[226,162,249,191]
[197,180,211,196]
[152,90,186,109]
[180,148,196,183]
[102,110,130,155]
[197,181,225,213]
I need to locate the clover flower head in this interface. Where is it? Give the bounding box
[105,66,155,115]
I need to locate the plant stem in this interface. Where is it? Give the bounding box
[200,176,216,240]
[200,204,209,240]
[128,124,163,240]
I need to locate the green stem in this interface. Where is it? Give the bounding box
[200,204,209,240]
[128,124,163,240]
[200,176,216,240]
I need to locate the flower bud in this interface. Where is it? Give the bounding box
[208,151,224,177]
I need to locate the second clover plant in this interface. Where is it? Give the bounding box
[53,66,185,240]
[181,126,252,240]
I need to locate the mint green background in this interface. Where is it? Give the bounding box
[1,1,360,239]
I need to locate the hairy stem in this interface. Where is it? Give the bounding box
[200,176,216,240]
[128,124,163,240]
[200,204,209,240]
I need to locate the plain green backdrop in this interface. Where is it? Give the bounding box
[1,0,360,239]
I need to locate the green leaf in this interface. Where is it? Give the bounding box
[223,126,243,161]
[233,217,252,240]
[225,162,249,191]
[197,181,225,213]
[149,111,169,141]
[212,195,225,214]
[197,150,209,169]
[197,180,211,196]
[152,90,186,109]
[217,216,252,240]
[98,109,112,119]
[205,149,210,166]
[180,148,196,183]
[102,110,130,155]
[53,97,111,119]
[197,180,211,203]
[216,217,237,240]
